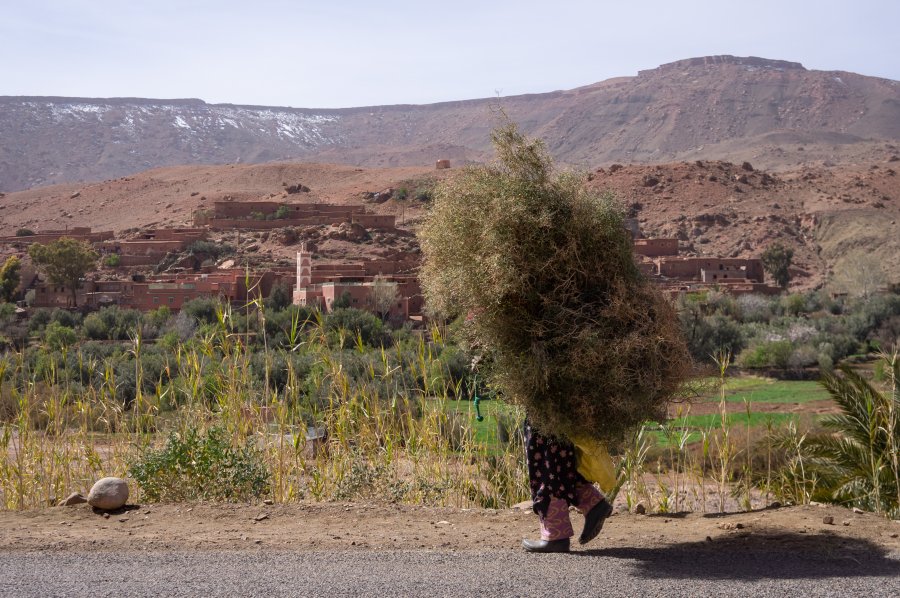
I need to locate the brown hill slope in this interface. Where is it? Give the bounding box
[1,156,897,290]
[2,56,899,192]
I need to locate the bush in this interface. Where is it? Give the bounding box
[187,240,233,259]
[325,308,386,347]
[773,357,900,516]
[15,229,34,237]
[738,340,793,369]
[103,254,121,267]
[44,321,78,350]
[264,281,293,312]
[683,314,744,362]
[274,205,290,219]
[181,297,222,326]
[82,306,142,340]
[129,426,270,502]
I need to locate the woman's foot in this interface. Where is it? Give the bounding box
[521,538,570,553]
[579,498,613,545]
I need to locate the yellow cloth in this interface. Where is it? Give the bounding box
[573,437,617,494]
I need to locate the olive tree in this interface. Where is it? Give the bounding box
[28,238,98,307]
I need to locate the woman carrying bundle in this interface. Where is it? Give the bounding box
[420,121,690,554]
[521,423,612,553]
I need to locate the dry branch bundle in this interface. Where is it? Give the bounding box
[419,123,691,442]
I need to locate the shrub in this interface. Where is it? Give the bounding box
[738,340,793,369]
[82,306,142,340]
[129,426,270,502]
[187,240,233,259]
[325,308,386,348]
[14,229,34,237]
[44,321,78,350]
[774,356,900,517]
[683,314,744,362]
[181,297,222,326]
[395,187,409,200]
[103,254,121,267]
[274,205,290,220]
[264,281,293,312]
[780,293,807,317]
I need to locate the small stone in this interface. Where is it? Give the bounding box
[706,536,713,542]
[118,518,129,523]
[58,492,87,507]
[769,501,782,509]
[103,513,110,519]
[87,477,129,511]
[735,523,745,529]
[263,499,274,505]
[511,500,533,512]
[842,520,851,526]
[852,507,864,514]
[890,533,898,538]
[254,514,269,522]
[823,516,834,525]
[634,504,646,515]
[255,540,262,544]
[436,521,450,525]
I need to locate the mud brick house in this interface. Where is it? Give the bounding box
[292,244,422,321]
[631,236,780,295]
[654,256,765,283]
[100,228,207,267]
[194,201,395,231]
[0,227,114,246]
[32,268,292,311]
[633,238,679,258]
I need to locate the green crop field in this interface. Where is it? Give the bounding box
[717,377,830,404]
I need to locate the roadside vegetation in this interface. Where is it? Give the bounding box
[0,289,896,518]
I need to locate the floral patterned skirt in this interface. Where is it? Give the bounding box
[524,421,592,518]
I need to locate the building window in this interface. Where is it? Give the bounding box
[169,297,174,304]
[153,297,159,304]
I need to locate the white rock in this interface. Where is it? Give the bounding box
[87,477,129,510]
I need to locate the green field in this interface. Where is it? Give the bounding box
[717,377,830,404]
[443,399,522,448]
[442,378,832,450]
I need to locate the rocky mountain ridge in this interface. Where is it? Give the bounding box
[2,55,899,192]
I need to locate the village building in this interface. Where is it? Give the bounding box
[31,268,292,311]
[292,243,422,322]
[194,201,395,231]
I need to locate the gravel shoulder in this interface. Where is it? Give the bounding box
[1,501,899,555]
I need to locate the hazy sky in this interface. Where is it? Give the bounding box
[3,0,899,108]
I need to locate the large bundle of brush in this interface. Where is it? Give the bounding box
[419,123,691,442]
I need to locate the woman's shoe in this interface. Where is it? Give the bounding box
[579,499,613,545]
[521,538,570,553]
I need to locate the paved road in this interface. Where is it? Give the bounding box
[2,547,898,597]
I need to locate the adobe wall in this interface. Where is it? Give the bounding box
[633,238,679,257]
[352,214,396,230]
[138,228,207,242]
[115,255,159,267]
[0,229,114,245]
[657,257,764,282]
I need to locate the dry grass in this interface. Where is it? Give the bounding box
[419,122,691,443]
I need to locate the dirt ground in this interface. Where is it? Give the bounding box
[2,501,898,555]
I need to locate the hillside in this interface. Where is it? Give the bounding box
[1,153,897,289]
[2,56,900,192]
